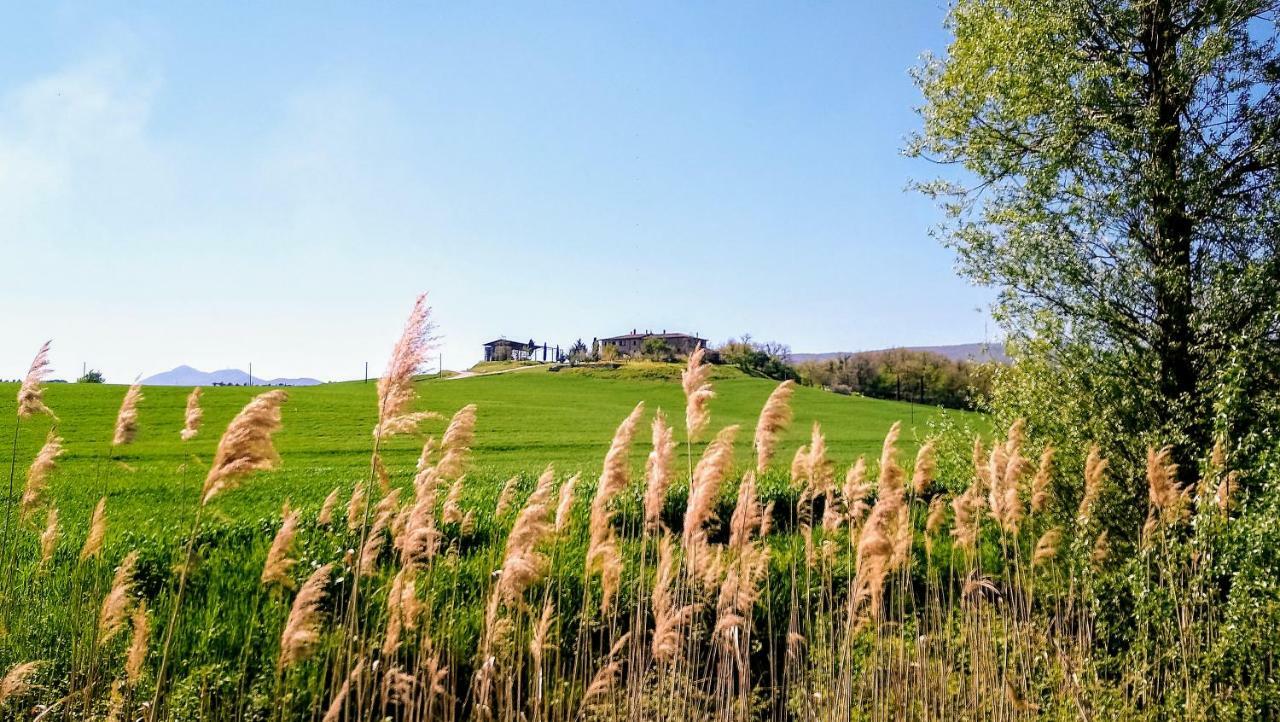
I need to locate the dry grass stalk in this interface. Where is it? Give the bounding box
[126,602,149,685]
[1146,445,1188,523]
[877,421,904,496]
[554,473,579,533]
[587,404,644,612]
[1078,444,1107,524]
[495,475,520,517]
[644,411,677,533]
[321,658,363,722]
[714,542,769,654]
[1091,530,1110,565]
[278,563,333,669]
[347,482,368,531]
[100,550,140,643]
[1217,471,1239,512]
[0,661,42,704]
[21,430,62,522]
[359,502,394,577]
[17,341,54,418]
[1030,445,1055,513]
[988,433,1025,533]
[376,411,442,440]
[317,487,340,527]
[375,293,436,437]
[651,535,698,663]
[401,470,445,564]
[80,497,107,561]
[1032,528,1062,567]
[809,423,841,531]
[40,506,58,564]
[441,478,465,525]
[911,440,937,496]
[201,390,287,506]
[925,495,948,553]
[180,386,203,441]
[682,425,740,553]
[262,503,300,588]
[437,404,478,479]
[790,444,809,490]
[493,465,557,608]
[373,453,392,494]
[843,457,871,526]
[728,472,763,552]
[682,346,715,441]
[753,380,795,473]
[382,566,421,656]
[112,381,144,446]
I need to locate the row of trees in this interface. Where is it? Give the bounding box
[795,348,992,409]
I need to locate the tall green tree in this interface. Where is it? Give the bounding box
[910,0,1280,483]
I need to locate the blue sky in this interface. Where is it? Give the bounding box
[0,2,993,382]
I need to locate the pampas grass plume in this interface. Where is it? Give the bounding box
[181,386,203,441]
[17,341,54,419]
[753,380,794,473]
[278,563,333,668]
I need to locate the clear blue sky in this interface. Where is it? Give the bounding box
[0,2,993,382]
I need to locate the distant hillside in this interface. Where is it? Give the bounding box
[142,365,322,387]
[791,342,1009,365]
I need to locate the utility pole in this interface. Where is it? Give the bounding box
[248,363,253,387]
[364,362,368,384]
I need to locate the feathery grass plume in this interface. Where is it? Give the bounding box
[911,440,936,496]
[1078,444,1107,523]
[278,563,333,669]
[1030,445,1055,513]
[401,472,445,565]
[877,421,904,496]
[554,473,578,533]
[21,430,62,522]
[416,436,438,472]
[201,390,287,505]
[494,474,520,517]
[988,439,1025,533]
[1146,445,1187,523]
[971,436,989,492]
[375,411,442,440]
[682,425,740,551]
[359,502,394,577]
[80,497,107,561]
[374,293,436,438]
[753,379,795,473]
[318,487,340,527]
[126,602,149,685]
[530,601,555,672]
[346,481,367,531]
[586,403,644,611]
[842,456,871,527]
[436,404,478,479]
[441,477,465,524]
[651,535,699,663]
[950,488,980,552]
[1091,530,1110,565]
[925,495,948,553]
[580,661,622,711]
[728,472,762,551]
[644,411,677,533]
[1217,470,1239,512]
[714,542,769,653]
[789,444,809,490]
[373,452,392,493]
[0,661,42,705]
[321,658,363,722]
[112,380,144,446]
[180,386,203,440]
[40,506,58,564]
[17,340,55,418]
[1004,418,1026,456]
[1032,527,1062,567]
[682,345,714,441]
[382,566,421,656]
[808,423,841,531]
[262,503,300,588]
[493,465,557,608]
[100,550,140,643]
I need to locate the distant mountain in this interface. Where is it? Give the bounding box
[791,342,1010,365]
[141,365,322,387]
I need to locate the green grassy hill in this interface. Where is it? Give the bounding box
[0,365,980,539]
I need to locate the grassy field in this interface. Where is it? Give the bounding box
[0,365,969,540]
